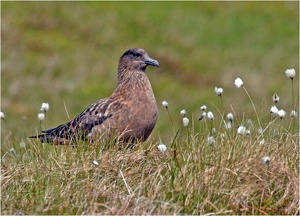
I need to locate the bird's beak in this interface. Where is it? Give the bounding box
[144,57,159,68]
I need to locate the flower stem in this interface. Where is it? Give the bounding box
[291,79,295,109]
[219,96,224,112]
[288,79,296,133]
[242,86,262,134]
[39,120,42,133]
[165,108,175,133]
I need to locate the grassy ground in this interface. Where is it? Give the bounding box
[1,2,299,215]
[1,107,299,214]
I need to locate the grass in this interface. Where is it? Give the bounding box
[1,73,299,214]
[1,2,299,215]
[1,119,299,214]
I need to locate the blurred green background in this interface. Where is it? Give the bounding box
[1,2,299,143]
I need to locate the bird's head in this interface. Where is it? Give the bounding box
[118,48,159,72]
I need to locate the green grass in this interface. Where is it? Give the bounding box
[1,2,299,215]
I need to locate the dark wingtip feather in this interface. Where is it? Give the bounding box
[29,122,71,143]
[29,133,73,145]
[29,134,53,143]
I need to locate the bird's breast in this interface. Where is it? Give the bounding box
[104,73,158,141]
[117,84,157,140]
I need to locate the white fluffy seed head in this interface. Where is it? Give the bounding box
[234,77,243,88]
[272,93,280,103]
[182,117,189,127]
[226,121,232,129]
[157,144,167,153]
[20,140,26,148]
[38,113,45,121]
[10,148,16,156]
[211,128,216,134]
[199,112,206,121]
[261,156,271,166]
[207,136,216,145]
[270,106,279,115]
[214,87,223,96]
[92,160,99,166]
[237,125,246,135]
[290,110,297,118]
[200,105,207,111]
[0,111,5,120]
[226,113,234,122]
[40,102,50,112]
[162,101,168,108]
[277,109,286,118]
[207,111,214,120]
[285,68,296,79]
[259,139,265,145]
[180,109,187,116]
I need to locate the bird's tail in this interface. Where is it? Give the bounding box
[29,122,75,145]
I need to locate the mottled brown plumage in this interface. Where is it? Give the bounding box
[30,48,159,145]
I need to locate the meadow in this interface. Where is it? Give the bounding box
[1,2,299,215]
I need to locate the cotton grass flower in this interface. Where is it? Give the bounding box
[157,144,167,154]
[19,140,26,148]
[182,117,189,127]
[261,156,271,166]
[38,113,45,121]
[162,100,174,127]
[207,111,214,121]
[277,109,286,119]
[0,111,5,120]
[162,101,168,108]
[234,77,243,88]
[285,68,296,80]
[227,113,233,122]
[234,77,262,130]
[1,155,7,163]
[214,87,223,96]
[226,113,234,129]
[270,106,279,115]
[180,109,187,116]
[237,125,246,135]
[40,102,50,113]
[211,128,216,134]
[200,105,207,111]
[10,148,16,157]
[272,93,280,103]
[290,110,297,118]
[92,160,99,167]
[247,119,253,128]
[207,136,216,145]
[226,121,232,129]
[199,112,206,121]
[285,69,296,117]
[246,129,251,136]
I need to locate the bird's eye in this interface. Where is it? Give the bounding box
[129,51,140,58]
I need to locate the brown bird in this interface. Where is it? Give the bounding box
[30,48,159,145]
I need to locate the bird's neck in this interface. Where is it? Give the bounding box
[113,70,153,98]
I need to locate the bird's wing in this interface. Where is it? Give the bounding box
[32,98,114,144]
